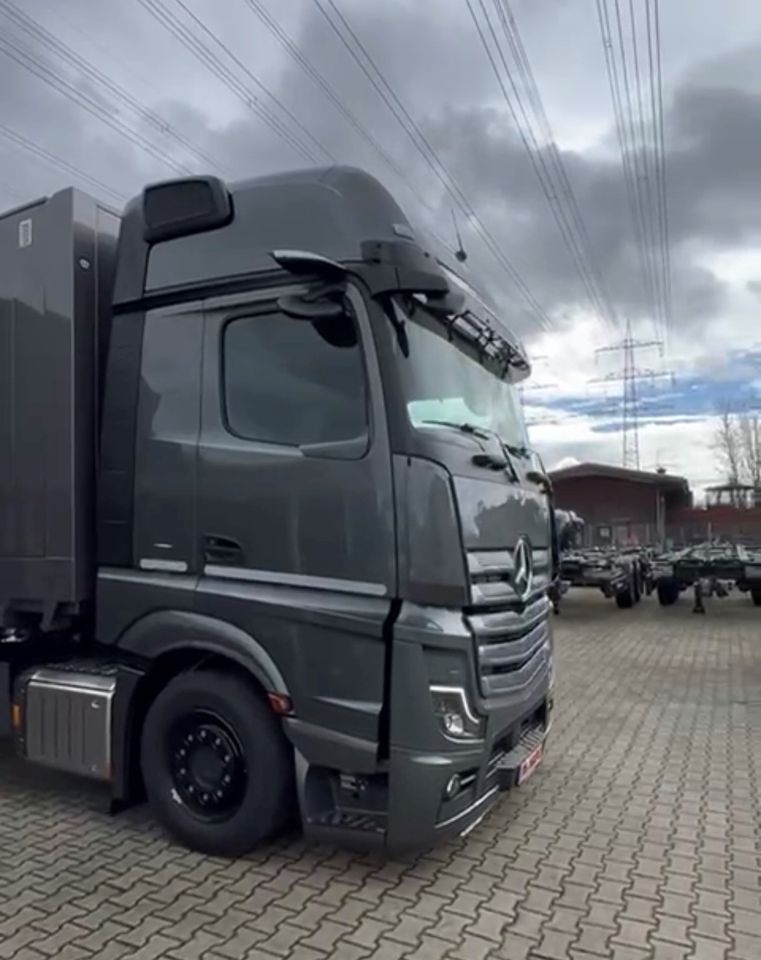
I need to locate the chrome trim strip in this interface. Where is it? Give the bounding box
[472,581,549,607]
[460,811,487,838]
[482,648,548,696]
[99,568,197,590]
[468,548,549,577]
[438,786,499,830]
[469,595,551,638]
[467,550,514,576]
[203,565,388,597]
[139,558,189,573]
[478,622,548,669]
[470,580,517,605]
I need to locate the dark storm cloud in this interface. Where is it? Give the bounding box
[666,84,761,246]
[1,0,759,345]
[0,33,174,204]
[0,0,316,207]
[249,0,760,339]
[418,78,761,333]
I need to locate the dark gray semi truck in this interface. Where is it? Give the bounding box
[0,166,554,855]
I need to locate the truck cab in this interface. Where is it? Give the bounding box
[1,166,553,855]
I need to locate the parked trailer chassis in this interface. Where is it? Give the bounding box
[652,542,761,613]
[552,548,652,612]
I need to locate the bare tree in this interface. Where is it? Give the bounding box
[714,406,742,489]
[738,411,761,488]
[713,405,761,503]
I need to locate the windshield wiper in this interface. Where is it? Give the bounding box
[422,421,529,459]
[420,419,492,441]
[421,420,522,478]
[503,442,532,459]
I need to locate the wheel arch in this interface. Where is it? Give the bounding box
[111,610,290,804]
[116,608,289,695]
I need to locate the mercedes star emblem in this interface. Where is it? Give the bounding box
[513,537,534,602]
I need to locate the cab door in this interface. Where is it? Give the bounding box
[194,283,395,744]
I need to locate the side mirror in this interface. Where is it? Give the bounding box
[424,290,467,316]
[277,293,345,321]
[277,289,357,348]
[526,470,553,495]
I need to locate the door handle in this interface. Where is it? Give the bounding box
[203,535,244,566]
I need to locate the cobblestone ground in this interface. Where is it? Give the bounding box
[0,592,759,959]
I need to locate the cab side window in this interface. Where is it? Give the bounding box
[223,310,368,449]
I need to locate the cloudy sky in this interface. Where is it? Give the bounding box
[1,0,759,493]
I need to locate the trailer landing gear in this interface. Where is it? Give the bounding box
[692,581,705,615]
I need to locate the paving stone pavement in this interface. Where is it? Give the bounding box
[0,592,759,959]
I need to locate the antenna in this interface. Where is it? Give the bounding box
[451,209,468,263]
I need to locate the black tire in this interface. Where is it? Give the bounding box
[632,565,642,604]
[657,581,679,606]
[751,590,761,607]
[141,670,294,856]
[616,584,634,609]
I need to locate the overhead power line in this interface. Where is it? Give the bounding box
[612,0,662,332]
[310,0,555,333]
[646,0,671,338]
[596,0,655,331]
[0,122,127,203]
[238,0,463,256]
[494,0,612,315]
[137,0,331,166]
[622,0,660,327]
[240,0,427,206]
[0,33,194,176]
[172,0,335,164]
[467,0,619,333]
[596,0,671,341]
[0,0,227,176]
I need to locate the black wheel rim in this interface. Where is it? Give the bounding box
[168,710,247,821]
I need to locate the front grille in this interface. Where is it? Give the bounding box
[472,615,550,697]
[467,547,551,607]
[466,550,552,697]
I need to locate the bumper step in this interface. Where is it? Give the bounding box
[490,724,546,789]
[309,810,385,834]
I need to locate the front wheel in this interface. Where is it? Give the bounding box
[141,670,294,856]
[752,589,761,607]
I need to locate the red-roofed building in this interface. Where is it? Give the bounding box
[549,462,692,547]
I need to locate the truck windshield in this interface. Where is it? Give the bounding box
[390,297,529,449]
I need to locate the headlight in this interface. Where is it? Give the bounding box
[430,686,484,741]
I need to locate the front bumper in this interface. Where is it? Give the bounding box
[386,693,551,850]
[287,599,554,852]
[289,690,552,853]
